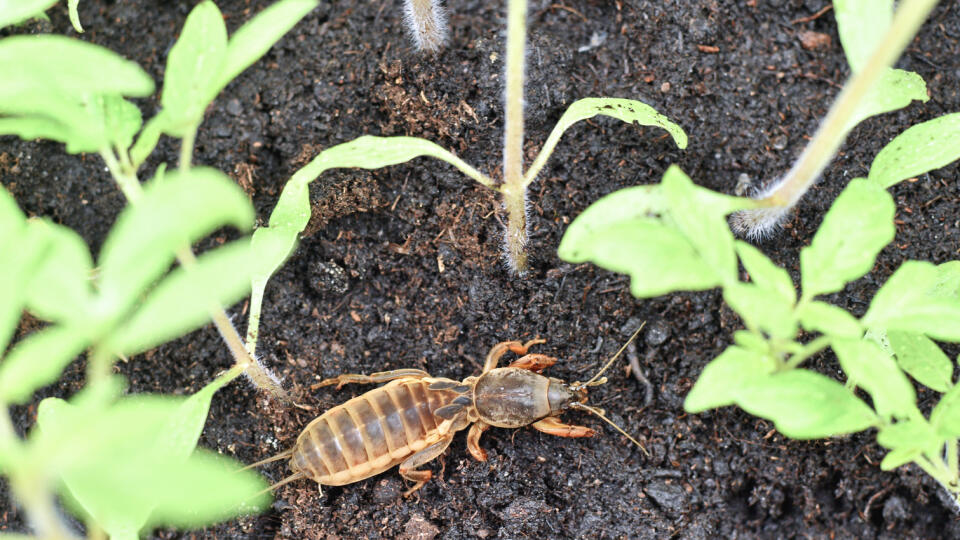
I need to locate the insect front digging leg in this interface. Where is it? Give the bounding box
[531,417,596,438]
[482,338,546,372]
[466,421,491,461]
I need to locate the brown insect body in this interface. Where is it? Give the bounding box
[252,337,643,497]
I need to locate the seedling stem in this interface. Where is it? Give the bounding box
[502,0,528,273]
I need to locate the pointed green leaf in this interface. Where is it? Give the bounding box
[735,241,796,305]
[848,69,928,131]
[0,325,88,404]
[869,113,960,189]
[129,113,166,168]
[833,0,893,72]
[0,218,49,353]
[684,346,776,412]
[880,447,922,471]
[0,0,57,29]
[887,331,953,392]
[161,0,227,136]
[107,239,254,356]
[558,184,666,256]
[932,261,960,300]
[876,419,942,466]
[101,95,142,151]
[831,338,917,420]
[216,0,318,94]
[732,330,770,355]
[524,97,687,185]
[98,167,254,316]
[797,301,862,338]
[863,261,960,342]
[24,219,94,324]
[734,369,878,438]
[800,178,895,298]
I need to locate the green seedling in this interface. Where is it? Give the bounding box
[403,0,447,52]
[730,0,932,238]
[559,109,960,505]
[0,0,318,536]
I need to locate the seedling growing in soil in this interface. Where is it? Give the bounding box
[0,0,317,535]
[559,109,960,505]
[730,0,932,238]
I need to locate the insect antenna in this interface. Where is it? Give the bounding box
[571,321,646,390]
[240,449,293,471]
[252,471,306,498]
[570,402,649,457]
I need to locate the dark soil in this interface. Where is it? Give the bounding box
[3,0,960,538]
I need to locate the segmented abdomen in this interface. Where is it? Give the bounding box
[291,379,458,486]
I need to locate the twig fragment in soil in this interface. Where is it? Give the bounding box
[627,342,654,409]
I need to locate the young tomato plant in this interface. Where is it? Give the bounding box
[0,0,318,536]
[559,110,960,505]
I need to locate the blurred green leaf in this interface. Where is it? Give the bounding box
[863,261,960,342]
[931,384,960,439]
[932,260,960,300]
[107,239,254,356]
[734,369,878,438]
[684,346,776,412]
[880,447,922,471]
[0,0,57,29]
[24,219,94,324]
[723,282,797,340]
[129,114,166,168]
[101,95,143,152]
[732,330,770,355]
[735,241,796,305]
[797,301,862,338]
[800,179,895,299]
[869,113,960,189]
[848,69,928,132]
[887,331,953,392]
[877,418,941,455]
[98,167,254,317]
[833,0,893,72]
[0,188,30,353]
[160,1,227,137]
[0,325,88,404]
[217,0,318,94]
[0,35,153,98]
[831,338,917,420]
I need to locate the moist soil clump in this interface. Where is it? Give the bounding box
[3,1,960,538]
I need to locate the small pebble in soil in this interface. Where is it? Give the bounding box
[307,260,349,296]
[644,320,671,346]
[402,513,439,540]
[644,479,688,516]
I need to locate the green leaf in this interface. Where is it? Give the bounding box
[23,219,94,324]
[799,178,896,299]
[0,35,153,98]
[723,282,797,339]
[0,116,79,150]
[734,370,878,438]
[558,184,666,255]
[67,0,82,32]
[932,260,960,300]
[216,0,318,94]
[931,384,960,438]
[797,301,862,338]
[107,239,255,356]
[129,114,166,168]
[98,167,254,317]
[160,1,227,137]
[661,166,744,285]
[684,346,776,412]
[831,338,917,420]
[159,374,234,461]
[0,0,57,29]
[848,69,928,132]
[833,0,892,72]
[101,95,143,152]
[880,447,922,471]
[566,217,721,298]
[524,97,687,185]
[0,325,88,404]
[887,331,953,392]
[735,241,796,305]
[876,419,941,457]
[732,330,770,355]
[863,261,960,342]
[869,112,960,189]
[35,394,269,537]
[0,189,30,353]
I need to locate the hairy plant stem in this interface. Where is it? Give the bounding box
[739,0,939,227]
[501,0,528,273]
[99,147,287,400]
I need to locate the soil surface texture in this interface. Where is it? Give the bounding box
[3,1,960,538]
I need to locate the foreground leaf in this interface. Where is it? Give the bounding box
[0,325,88,404]
[23,219,94,324]
[863,261,960,342]
[0,0,57,29]
[684,346,776,412]
[931,384,960,439]
[869,112,960,189]
[831,338,917,420]
[833,0,893,72]
[800,179,895,299]
[887,331,953,392]
[98,168,254,317]
[796,301,862,339]
[734,370,878,438]
[735,241,796,305]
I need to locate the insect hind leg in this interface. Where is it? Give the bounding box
[311,369,430,390]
